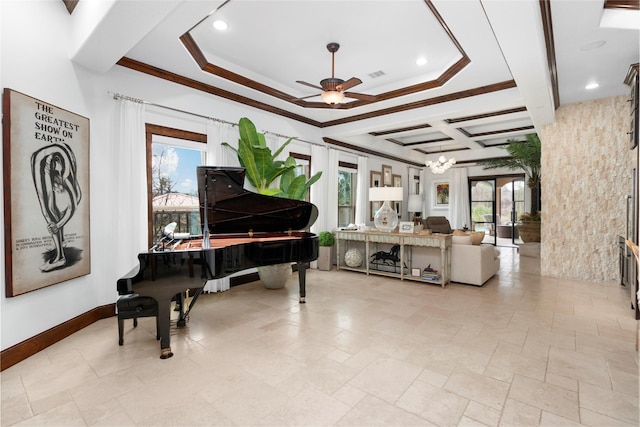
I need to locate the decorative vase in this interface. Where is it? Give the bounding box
[516,221,541,243]
[344,248,363,267]
[374,200,399,232]
[257,263,292,289]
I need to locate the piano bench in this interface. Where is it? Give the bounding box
[116,294,159,346]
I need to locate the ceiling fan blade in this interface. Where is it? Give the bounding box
[336,77,362,91]
[296,80,323,91]
[293,93,322,101]
[344,92,377,102]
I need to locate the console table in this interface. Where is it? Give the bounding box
[335,230,452,287]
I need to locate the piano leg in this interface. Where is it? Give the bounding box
[297,262,307,303]
[157,299,174,359]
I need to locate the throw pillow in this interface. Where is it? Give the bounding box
[470,231,484,245]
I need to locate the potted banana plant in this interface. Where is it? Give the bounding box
[223,117,322,288]
[479,133,541,242]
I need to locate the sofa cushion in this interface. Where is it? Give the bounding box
[452,235,472,245]
[452,230,484,245]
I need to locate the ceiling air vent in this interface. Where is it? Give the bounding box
[368,71,386,79]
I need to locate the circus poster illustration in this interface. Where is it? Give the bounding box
[3,89,90,296]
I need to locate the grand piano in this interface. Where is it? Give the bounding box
[117,166,319,358]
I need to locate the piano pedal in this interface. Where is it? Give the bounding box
[160,347,173,359]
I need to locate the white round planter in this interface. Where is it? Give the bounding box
[257,263,292,289]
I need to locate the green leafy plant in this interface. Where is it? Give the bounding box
[518,212,541,222]
[318,231,335,247]
[222,117,322,201]
[479,133,541,216]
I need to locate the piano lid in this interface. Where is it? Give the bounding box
[197,166,318,234]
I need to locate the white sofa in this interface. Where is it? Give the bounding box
[450,235,500,286]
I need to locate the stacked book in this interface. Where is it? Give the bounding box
[422,266,440,281]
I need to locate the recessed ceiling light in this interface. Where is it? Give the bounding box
[580,40,606,51]
[601,8,640,30]
[416,57,428,66]
[213,20,228,31]
[585,82,599,90]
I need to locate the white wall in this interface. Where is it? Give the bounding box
[1,0,112,350]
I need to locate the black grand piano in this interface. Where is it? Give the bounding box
[117,166,319,358]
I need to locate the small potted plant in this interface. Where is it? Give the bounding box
[317,231,335,271]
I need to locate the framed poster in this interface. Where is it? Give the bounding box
[382,164,392,186]
[393,174,402,214]
[3,89,91,297]
[370,170,382,221]
[434,182,450,208]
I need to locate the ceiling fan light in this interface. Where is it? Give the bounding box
[321,91,344,105]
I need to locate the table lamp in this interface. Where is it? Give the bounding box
[369,187,403,232]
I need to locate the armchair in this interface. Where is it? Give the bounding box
[424,216,452,234]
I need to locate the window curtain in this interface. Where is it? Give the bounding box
[115,99,147,277]
[354,155,368,226]
[450,168,470,230]
[203,119,234,293]
[310,144,328,234]
[326,148,339,232]
[418,168,426,215]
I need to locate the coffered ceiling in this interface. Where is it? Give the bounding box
[69,0,639,167]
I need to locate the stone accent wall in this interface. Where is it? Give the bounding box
[540,95,632,282]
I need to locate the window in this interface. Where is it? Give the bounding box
[145,124,206,246]
[290,152,311,202]
[338,162,357,227]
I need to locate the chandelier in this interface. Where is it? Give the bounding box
[425,155,456,174]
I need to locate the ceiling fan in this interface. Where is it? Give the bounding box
[295,42,377,105]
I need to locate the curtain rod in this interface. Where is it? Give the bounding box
[109,91,367,157]
[109,91,235,126]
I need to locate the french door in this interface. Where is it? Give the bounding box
[469,175,525,246]
[499,177,525,245]
[470,179,496,245]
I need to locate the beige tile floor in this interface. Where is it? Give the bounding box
[1,248,638,426]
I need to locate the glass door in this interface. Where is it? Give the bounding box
[470,179,496,245]
[497,178,525,246]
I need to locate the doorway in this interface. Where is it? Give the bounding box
[497,177,525,246]
[469,175,525,247]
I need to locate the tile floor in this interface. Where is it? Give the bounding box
[1,248,638,426]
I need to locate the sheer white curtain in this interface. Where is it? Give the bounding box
[450,168,470,229]
[206,119,233,167]
[115,99,147,277]
[354,155,368,226]
[419,168,427,215]
[310,144,328,234]
[203,119,234,293]
[326,148,339,232]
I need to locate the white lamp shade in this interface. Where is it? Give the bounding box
[369,186,403,201]
[407,194,423,212]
